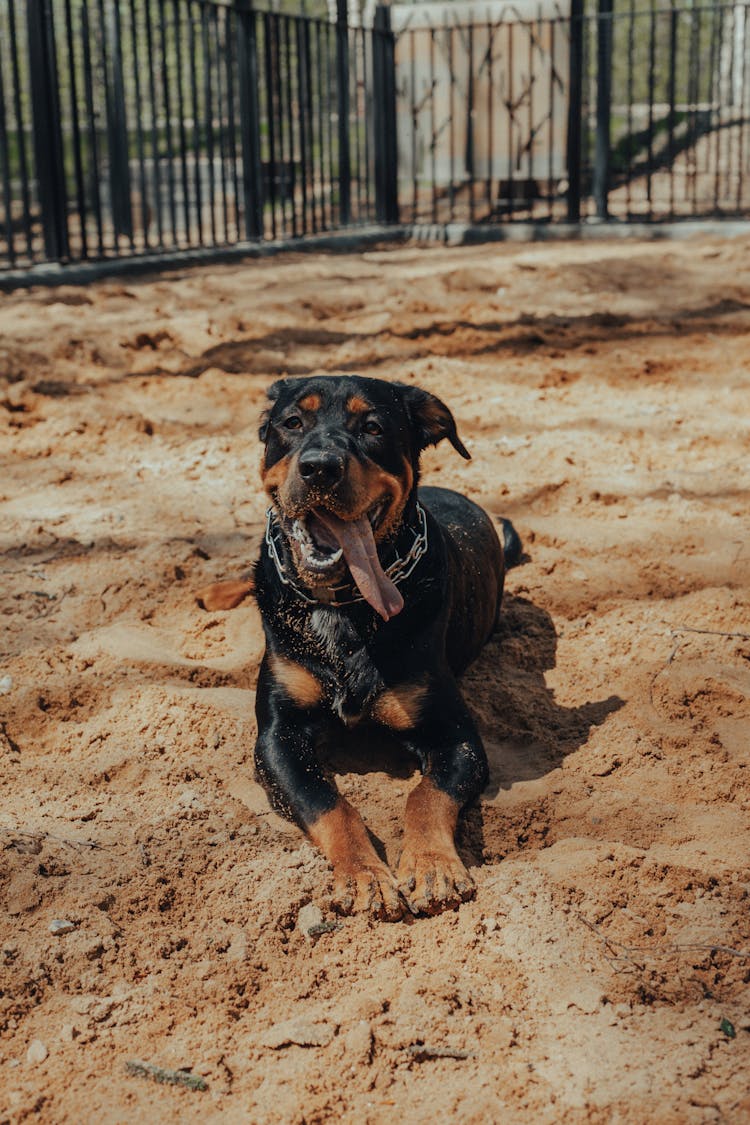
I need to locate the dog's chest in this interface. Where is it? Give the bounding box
[308,608,383,726]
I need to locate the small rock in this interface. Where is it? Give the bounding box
[49,919,76,936]
[260,1018,336,1049]
[60,1024,78,1043]
[0,674,12,695]
[343,1021,373,1064]
[297,903,324,937]
[226,931,249,962]
[26,1040,48,1065]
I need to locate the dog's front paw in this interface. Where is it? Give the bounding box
[332,861,404,922]
[396,849,475,916]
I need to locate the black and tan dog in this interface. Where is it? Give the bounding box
[203,374,520,920]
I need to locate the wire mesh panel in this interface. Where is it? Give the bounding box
[0,0,380,270]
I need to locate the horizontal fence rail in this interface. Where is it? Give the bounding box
[2,0,750,275]
[0,0,394,269]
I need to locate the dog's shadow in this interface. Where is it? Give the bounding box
[322,592,624,870]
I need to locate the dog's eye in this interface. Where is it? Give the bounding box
[363,419,383,437]
[284,415,303,431]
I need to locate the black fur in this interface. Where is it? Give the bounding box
[253,375,521,835]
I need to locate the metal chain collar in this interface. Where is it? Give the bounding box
[264,503,429,608]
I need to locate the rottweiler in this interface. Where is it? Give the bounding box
[207,374,521,920]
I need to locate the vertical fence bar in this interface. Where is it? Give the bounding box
[548,19,556,220]
[625,0,635,215]
[593,0,612,219]
[8,0,34,260]
[486,21,493,218]
[27,0,69,260]
[63,0,88,257]
[128,0,150,250]
[236,2,264,240]
[667,4,678,217]
[467,23,475,221]
[507,21,514,217]
[298,18,312,232]
[336,0,352,225]
[213,10,231,243]
[188,1,204,246]
[283,18,297,236]
[143,0,163,249]
[448,22,456,222]
[0,31,14,265]
[226,14,241,241]
[646,0,656,214]
[157,0,178,245]
[202,3,218,243]
[172,0,191,243]
[409,29,417,221]
[81,0,105,255]
[566,0,584,221]
[373,6,399,223]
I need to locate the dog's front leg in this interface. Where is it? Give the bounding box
[397,683,488,916]
[254,658,404,921]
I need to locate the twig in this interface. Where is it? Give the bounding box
[578,914,750,966]
[0,825,101,851]
[125,1060,207,1091]
[407,1045,477,1062]
[649,633,682,706]
[662,623,750,641]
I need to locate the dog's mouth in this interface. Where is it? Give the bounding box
[279,499,404,621]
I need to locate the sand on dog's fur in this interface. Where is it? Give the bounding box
[1,237,749,1123]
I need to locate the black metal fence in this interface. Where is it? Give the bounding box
[2,0,750,276]
[0,0,396,270]
[396,1,750,225]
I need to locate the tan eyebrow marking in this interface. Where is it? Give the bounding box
[298,393,321,412]
[346,395,371,414]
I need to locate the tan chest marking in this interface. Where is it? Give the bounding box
[371,681,428,731]
[270,655,323,708]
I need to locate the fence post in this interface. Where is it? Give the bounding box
[373,5,399,223]
[335,0,351,225]
[26,0,69,260]
[566,0,584,222]
[236,2,264,240]
[593,0,613,219]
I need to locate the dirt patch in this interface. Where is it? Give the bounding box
[1,236,749,1123]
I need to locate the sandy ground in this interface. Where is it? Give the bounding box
[1,234,749,1124]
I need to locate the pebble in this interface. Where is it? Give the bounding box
[297,902,341,941]
[0,674,12,695]
[297,903,324,938]
[49,919,76,936]
[260,1018,336,1049]
[26,1040,48,1065]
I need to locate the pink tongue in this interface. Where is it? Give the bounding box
[314,510,404,621]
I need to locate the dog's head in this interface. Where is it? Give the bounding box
[259,375,469,619]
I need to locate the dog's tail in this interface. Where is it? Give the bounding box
[498,518,523,569]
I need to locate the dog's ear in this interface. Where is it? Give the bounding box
[396,383,471,460]
[259,379,285,442]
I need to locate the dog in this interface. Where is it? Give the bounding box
[203,374,521,920]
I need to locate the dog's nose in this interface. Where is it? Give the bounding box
[298,448,345,485]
